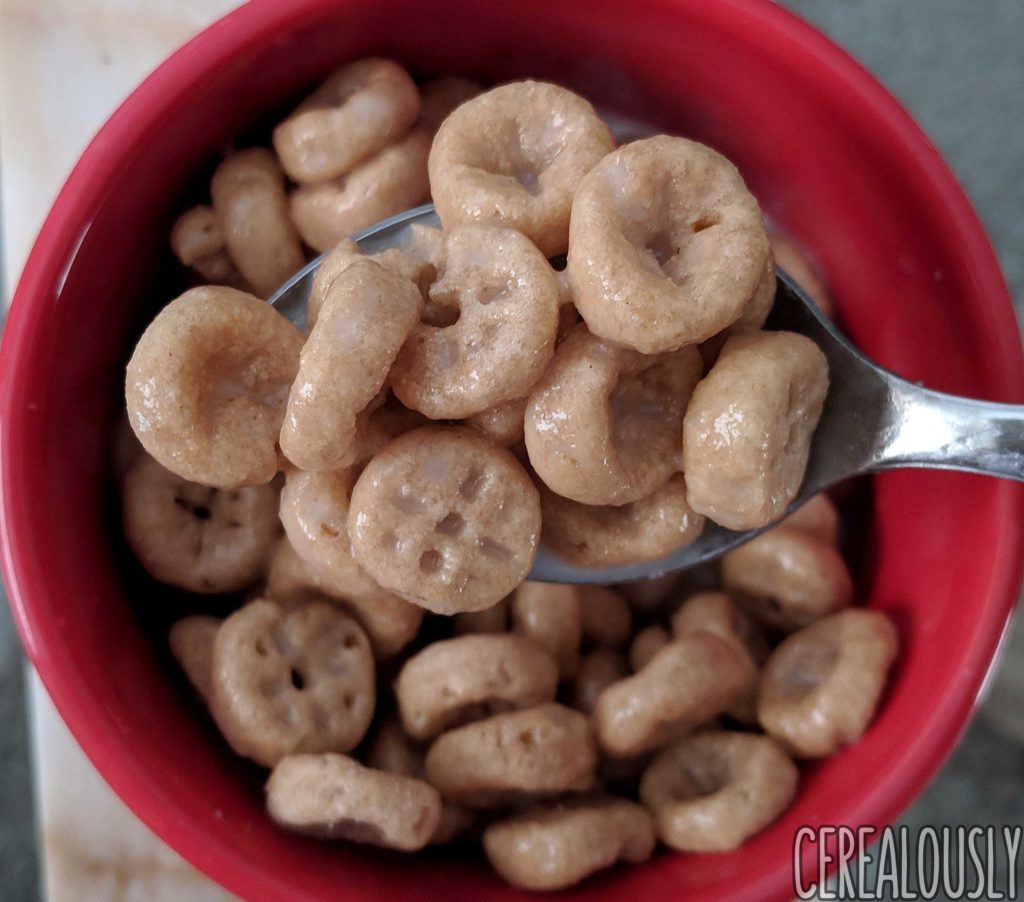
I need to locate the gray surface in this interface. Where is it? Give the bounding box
[1,2,1023,900]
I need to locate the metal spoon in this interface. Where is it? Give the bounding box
[269,203,1024,584]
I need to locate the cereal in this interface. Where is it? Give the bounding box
[578,586,632,648]
[169,205,245,287]
[391,224,560,419]
[418,76,482,132]
[540,474,705,568]
[573,648,629,714]
[511,582,582,680]
[777,492,841,546]
[464,396,528,447]
[525,325,702,505]
[453,597,509,635]
[568,136,770,353]
[628,625,671,672]
[424,703,597,807]
[483,798,655,891]
[266,753,441,851]
[759,609,898,758]
[209,149,305,299]
[169,615,221,702]
[683,331,829,529]
[122,453,280,592]
[126,286,303,488]
[210,599,375,766]
[698,251,777,366]
[770,231,834,318]
[347,427,541,614]
[280,259,421,472]
[639,730,798,851]
[429,81,614,256]
[273,58,420,184]
[394,634,559,739]
[617,573,685,615]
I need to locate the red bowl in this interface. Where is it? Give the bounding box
[2,0,1022,899]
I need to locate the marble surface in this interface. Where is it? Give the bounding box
[0,1,1022,900]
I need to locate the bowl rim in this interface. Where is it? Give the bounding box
[2,0,1023,898]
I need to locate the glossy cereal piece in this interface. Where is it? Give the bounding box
[418,76,482,132]
[122,453,280,592]
[778,492,841,546]
[429,81,614,256]
[595,632,751,758]
[628,625,671,672]
[280,260,421,472]
[169,615,221,702]
[394,634,559,739]
[391,224,560,419]
[525,326,702,506]
[721,528,853,632]
[759,608,898,758]
[266,753,441,851]
[464,396,528,447]
[683,331,829,530]
[639,730,798,851]
[483,797,655,891]
[573,648,630,715]
[290,127,432,253]
[347,427,542,614]
[126,286,303,488]
[771,231,834,318]
[540,474,705,568]
[568,136,770,353]
[453,596,510,635]
[273,58,420,184]
[209,149,305,299]
[210,599,375,767]
[577,586,632,648]
[169,205,245,287]
[424,703,597,807]
[511,582,582,680]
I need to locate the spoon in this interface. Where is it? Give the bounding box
[269,203,1024,584]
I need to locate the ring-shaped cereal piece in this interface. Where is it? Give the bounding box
[394,634,559,740]
[169,615,221,703]
[568,135,770,353]
[272,58,421,184]
[391,224,560,419]
[511,582,582,680]
[525,326,702,506]
[347,427,542,614]
[126,287,303,488]
[683,331,829,530]
[758,608,898,758]
[453,597,510,635]
[210,599,376,767]
[577,586,633,648]
[428,81,614,256]
[698,251,777,366]
[573,648,629,715]
[170,205,246,288]
[628,625,671,672]
[280,259,421,472]
[639,730,799,851]
[464,396,528,447]
[777,492,841,546]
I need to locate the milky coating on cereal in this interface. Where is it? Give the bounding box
[391,224,560,419]
[464,396,528,447]
[573,648,630,715]
[169,205,247,289]
[568,135,770,354]
[347,427,541,614]
[639,730,799,852]
[126,286,303,488]
[273,59,421,185]
[290,127,432,253]
[758,609,898,759]
[684,331,829,530]
[266,753,442,851]
[483,797,656,891]
[540,474,705,568]
[511,582,582,680]
[169,615,221,703]
[210,599,375,767]
[429,80,614,256]
[526,326,702,506]
[417,77,483,133]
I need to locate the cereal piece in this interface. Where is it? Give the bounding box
[169,205,245,287]
[578,586,632,648]
[698,251,777,366]
[721,528,853,632]
[464,396,528,447]
[778,492,841,546]
[483,798,655,891]
[273,59,420,184]
[391,224,560,419]
[394,634,559,739]
[126,287,303,488]
[429,81,614,256]
[169,615,221,702]
[290,127,432,253]
[209,149,305,299]
[424,703,596,807]
[628,625,671,672]
[639,730,798,851]
[418,76,482,132]
[540,474,705,568]
[210,600,375,766]
[617,573,685,615]
[683,331,829,530]
[771,231,834,318]
[453,597,509,635]
[573,648,629,715]
[266,753,441,851]
[511,582,582,680]
[347,427,541,614]
[759,609,898,758]
[595,632,751,758]
[122,453,280,592]
[568,136,770,353]
[525,326,702,505]
[280,260,421,472]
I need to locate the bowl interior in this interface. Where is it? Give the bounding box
[2,0,1023,900]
